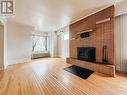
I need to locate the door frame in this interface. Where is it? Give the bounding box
[0,21,4,70]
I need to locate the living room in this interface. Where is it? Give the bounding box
[0,0,127,95]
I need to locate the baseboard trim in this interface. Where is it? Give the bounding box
[8,57,31,66]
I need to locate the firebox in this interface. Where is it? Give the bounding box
[77,47,96,62]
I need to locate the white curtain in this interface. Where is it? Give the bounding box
[32,35,47,52]
[115,14,127,72]
[32,36,39,52]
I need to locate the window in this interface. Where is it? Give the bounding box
[63,33,69,40]
[32,35,48,52]
[62,32,69,40]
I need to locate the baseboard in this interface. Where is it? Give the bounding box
[7,57,31,66]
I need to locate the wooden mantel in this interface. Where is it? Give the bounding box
[67,6,115,77]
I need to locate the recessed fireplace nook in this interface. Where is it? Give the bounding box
[66,6,115,77]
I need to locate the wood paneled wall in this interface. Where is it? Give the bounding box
[69,6,115,65]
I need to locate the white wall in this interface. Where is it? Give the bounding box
[49,31,58,57]
[57,26,69,59]
[58,35,69,59]
[7,21,34,65]
[115,0,127,16]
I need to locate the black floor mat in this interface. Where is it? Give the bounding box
[64,65,94,79]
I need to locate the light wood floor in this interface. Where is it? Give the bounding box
[0,58,127,95]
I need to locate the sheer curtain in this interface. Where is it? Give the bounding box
[32,36,39,52]
[115,14,127,72]
[32,35,47,52]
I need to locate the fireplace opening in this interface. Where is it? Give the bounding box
[77,47,96,62]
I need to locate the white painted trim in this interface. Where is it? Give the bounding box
[4,65,7,69]
[71,4,114,24]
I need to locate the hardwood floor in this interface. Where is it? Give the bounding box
[0,58,127,95]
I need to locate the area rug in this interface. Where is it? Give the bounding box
[64,65,94,79]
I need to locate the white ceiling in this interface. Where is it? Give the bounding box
[8,0,124,31]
